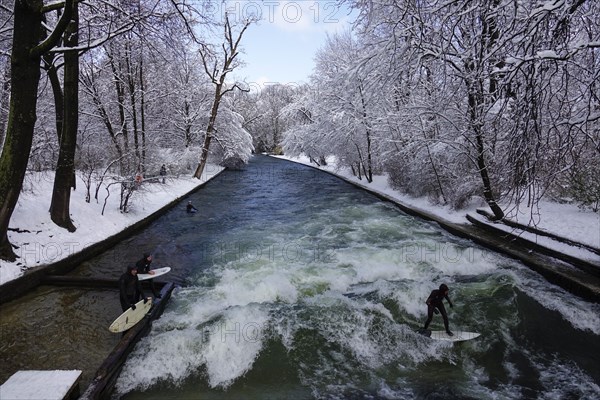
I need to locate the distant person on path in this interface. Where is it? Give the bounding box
[186,201,198,213]
[136,252,161,298]
[118,265,148,311]
[422,283,454,336]
[134,172,143,188]
[160,164,167,184]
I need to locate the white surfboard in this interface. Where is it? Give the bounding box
[418,329,480,342]
[137,266,171,281]
[108,298,152,333]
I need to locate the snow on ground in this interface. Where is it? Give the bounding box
[0,370,81,400]
[0,165,224,285]
[275,155,600,259]
[467,212,599,263]
[501,200,600,250]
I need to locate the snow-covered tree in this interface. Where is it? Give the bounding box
[0,0,76,260]
[210,96,254,168]
[284,0,600,214]
[282,31,387,181]
[193,13,254,179]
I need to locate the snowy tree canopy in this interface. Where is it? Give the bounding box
[273,0,600,214]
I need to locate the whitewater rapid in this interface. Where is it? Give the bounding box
[115,157,599,399]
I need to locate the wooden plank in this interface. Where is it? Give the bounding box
[468,213,600,277]
[79,282,175,400]
[39,275,167,290]
[40,276,118,288]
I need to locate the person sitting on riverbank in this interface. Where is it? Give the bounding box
[118,265,148,311]
[135,252,161,298]
[186,201,198,213]
[422,283,454,336]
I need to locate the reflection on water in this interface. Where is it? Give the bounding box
[0,287,120,386]
[1,156,599,399]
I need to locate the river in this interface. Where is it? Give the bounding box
[1,155,599,399]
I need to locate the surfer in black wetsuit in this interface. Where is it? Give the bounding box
[422,283,454,336]
[118,265,148,311]
[135,252,161,298]
[186,201,198,213]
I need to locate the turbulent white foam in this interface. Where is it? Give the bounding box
[376,381,416,399]
[537,359,600,399]
[203,305,269,388]
[392,279,438,319]
[147,286,223,331]
[214,266,299,305]
[115,327,206,393]
[301,293,448,367]
[335,249,418,283]
[116,304,269,393]
[116,197,600,397]
[426,244,502,276]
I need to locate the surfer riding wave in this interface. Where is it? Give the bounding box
[422,283,454,336]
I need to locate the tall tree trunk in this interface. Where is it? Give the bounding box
[125,44,141,172]
[43,53,64,142]
[193,14,251,179]
[0,0,72,260]
[139,54,146,169]
[474,129,504,220]
[82,70,124,158]
[0,1,44,260]
[107,51,129,173]
[467,85,504,220]
[41,8,64,143]
[456,3,505,221]
[0,58,10,147]
[50,1,78,232]
[184,101,192,147]
[358,84,373,183]
[193,84,221,179]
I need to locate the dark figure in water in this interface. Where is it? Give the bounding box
[422,283,454,336]
[186,201,198,213]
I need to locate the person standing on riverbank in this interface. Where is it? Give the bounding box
[421,283,454,336]
[160,164,167,184]
[118,265,147,311]
[135,252,161,298]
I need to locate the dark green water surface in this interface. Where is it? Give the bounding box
[1,156,598,399]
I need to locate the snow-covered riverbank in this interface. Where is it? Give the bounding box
[0,165,224,285]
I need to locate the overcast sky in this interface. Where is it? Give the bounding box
[218,1,357,90]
